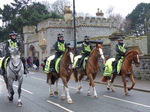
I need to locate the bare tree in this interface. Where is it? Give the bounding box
[106,6,124,30]
[50,0,71,15]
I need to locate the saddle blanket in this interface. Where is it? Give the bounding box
[103,57,124,76]
[44,55,62,74]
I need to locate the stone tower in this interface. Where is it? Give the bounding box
[64,6,72,21]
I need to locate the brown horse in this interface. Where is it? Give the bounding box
[101,49,140,95]
[73,44,105,98]
[47,47,74,103]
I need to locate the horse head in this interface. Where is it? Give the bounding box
[9,47,21,64]
[125,49,140,67]
[62,47,74,68]
[95,44,105,64]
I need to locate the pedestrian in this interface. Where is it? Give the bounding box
[35,57,39,71]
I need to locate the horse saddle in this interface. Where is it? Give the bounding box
[73,55,89,70]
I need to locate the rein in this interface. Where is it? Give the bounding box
[9,58,22,75]
[122,52,139,74]
[86,48,100,74]
[60,51,73,74]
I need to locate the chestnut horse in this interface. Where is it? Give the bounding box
[47,47,74,103]
[73,44,105,98]
[101,49,140,95]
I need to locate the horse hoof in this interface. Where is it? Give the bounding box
[67,99,73,104]
[79,86,82,90]
[125,92,129,96]
[61,95,66,100]
[77,90,80,94]
[87,93,91,96]
[128,88,131,91]
[17,102,22,107]
[111,89,115,92]
[7,96,13,102]
[107,87,110,90]
[94,95,99,99]
[54,91,58,96]
[49,93,54,97]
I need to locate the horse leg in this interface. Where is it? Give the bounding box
[48,79,54,97]
[88,74,98,98]
[128,74,135,91]
[107,77,111,90]
[17,78,23,107]
[3,75,8,89]
[122,74,128,95]
[61,76,73,104]
[54,79,59,96]
[77,74,84,93]
[87,84,91,96]
[7,79,14,102]
[110,74,116,92]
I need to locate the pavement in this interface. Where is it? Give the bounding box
[30,66,150,93]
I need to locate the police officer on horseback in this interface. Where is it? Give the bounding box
[78,36,93,70]
[113,37,128,74]
[0,31,28,75]
[50,33,67,72]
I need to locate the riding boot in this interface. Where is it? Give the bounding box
[50,60,55,72]
[112,63,117,74]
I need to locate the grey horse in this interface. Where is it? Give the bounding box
[3,47,24,107]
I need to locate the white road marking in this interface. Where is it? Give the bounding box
[31,76,76,90]
[13,85,34,95]
[31,76,45,82]
[104,95,150,109]
[47,100,74,112]
[0,77,34,95]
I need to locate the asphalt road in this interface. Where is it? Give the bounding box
[0,71,150,112]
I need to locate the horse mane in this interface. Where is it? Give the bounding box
[125,49,139,56]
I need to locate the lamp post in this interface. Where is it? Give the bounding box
[73,0,76,55]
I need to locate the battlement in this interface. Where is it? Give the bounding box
[37,17,117,31]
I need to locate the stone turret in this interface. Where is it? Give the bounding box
[64,6,72,21]
[96,8,104,18]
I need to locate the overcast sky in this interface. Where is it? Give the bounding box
[0,0,150,26]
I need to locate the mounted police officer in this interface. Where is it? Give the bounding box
[50,33,67,72]
[78,36,93,70]
[113,37,128,74]
[0,31,28,75]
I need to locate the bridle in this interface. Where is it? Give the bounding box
[126,52,140,65]
[123,51,140,74]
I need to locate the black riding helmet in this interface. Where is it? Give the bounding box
[57,33,63,38]
[84,36,90,40]
[9,31,17,37]
[118,37,123,41]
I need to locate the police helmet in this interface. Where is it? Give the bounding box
[84,36,90,40]
[9,31,17,36]
[118,37,123,41]
[57,33,63,38]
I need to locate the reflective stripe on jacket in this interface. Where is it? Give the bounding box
[56,42,66,52]
[82,42,92,53]
[116,44,126,54]
[8,39,18,49]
